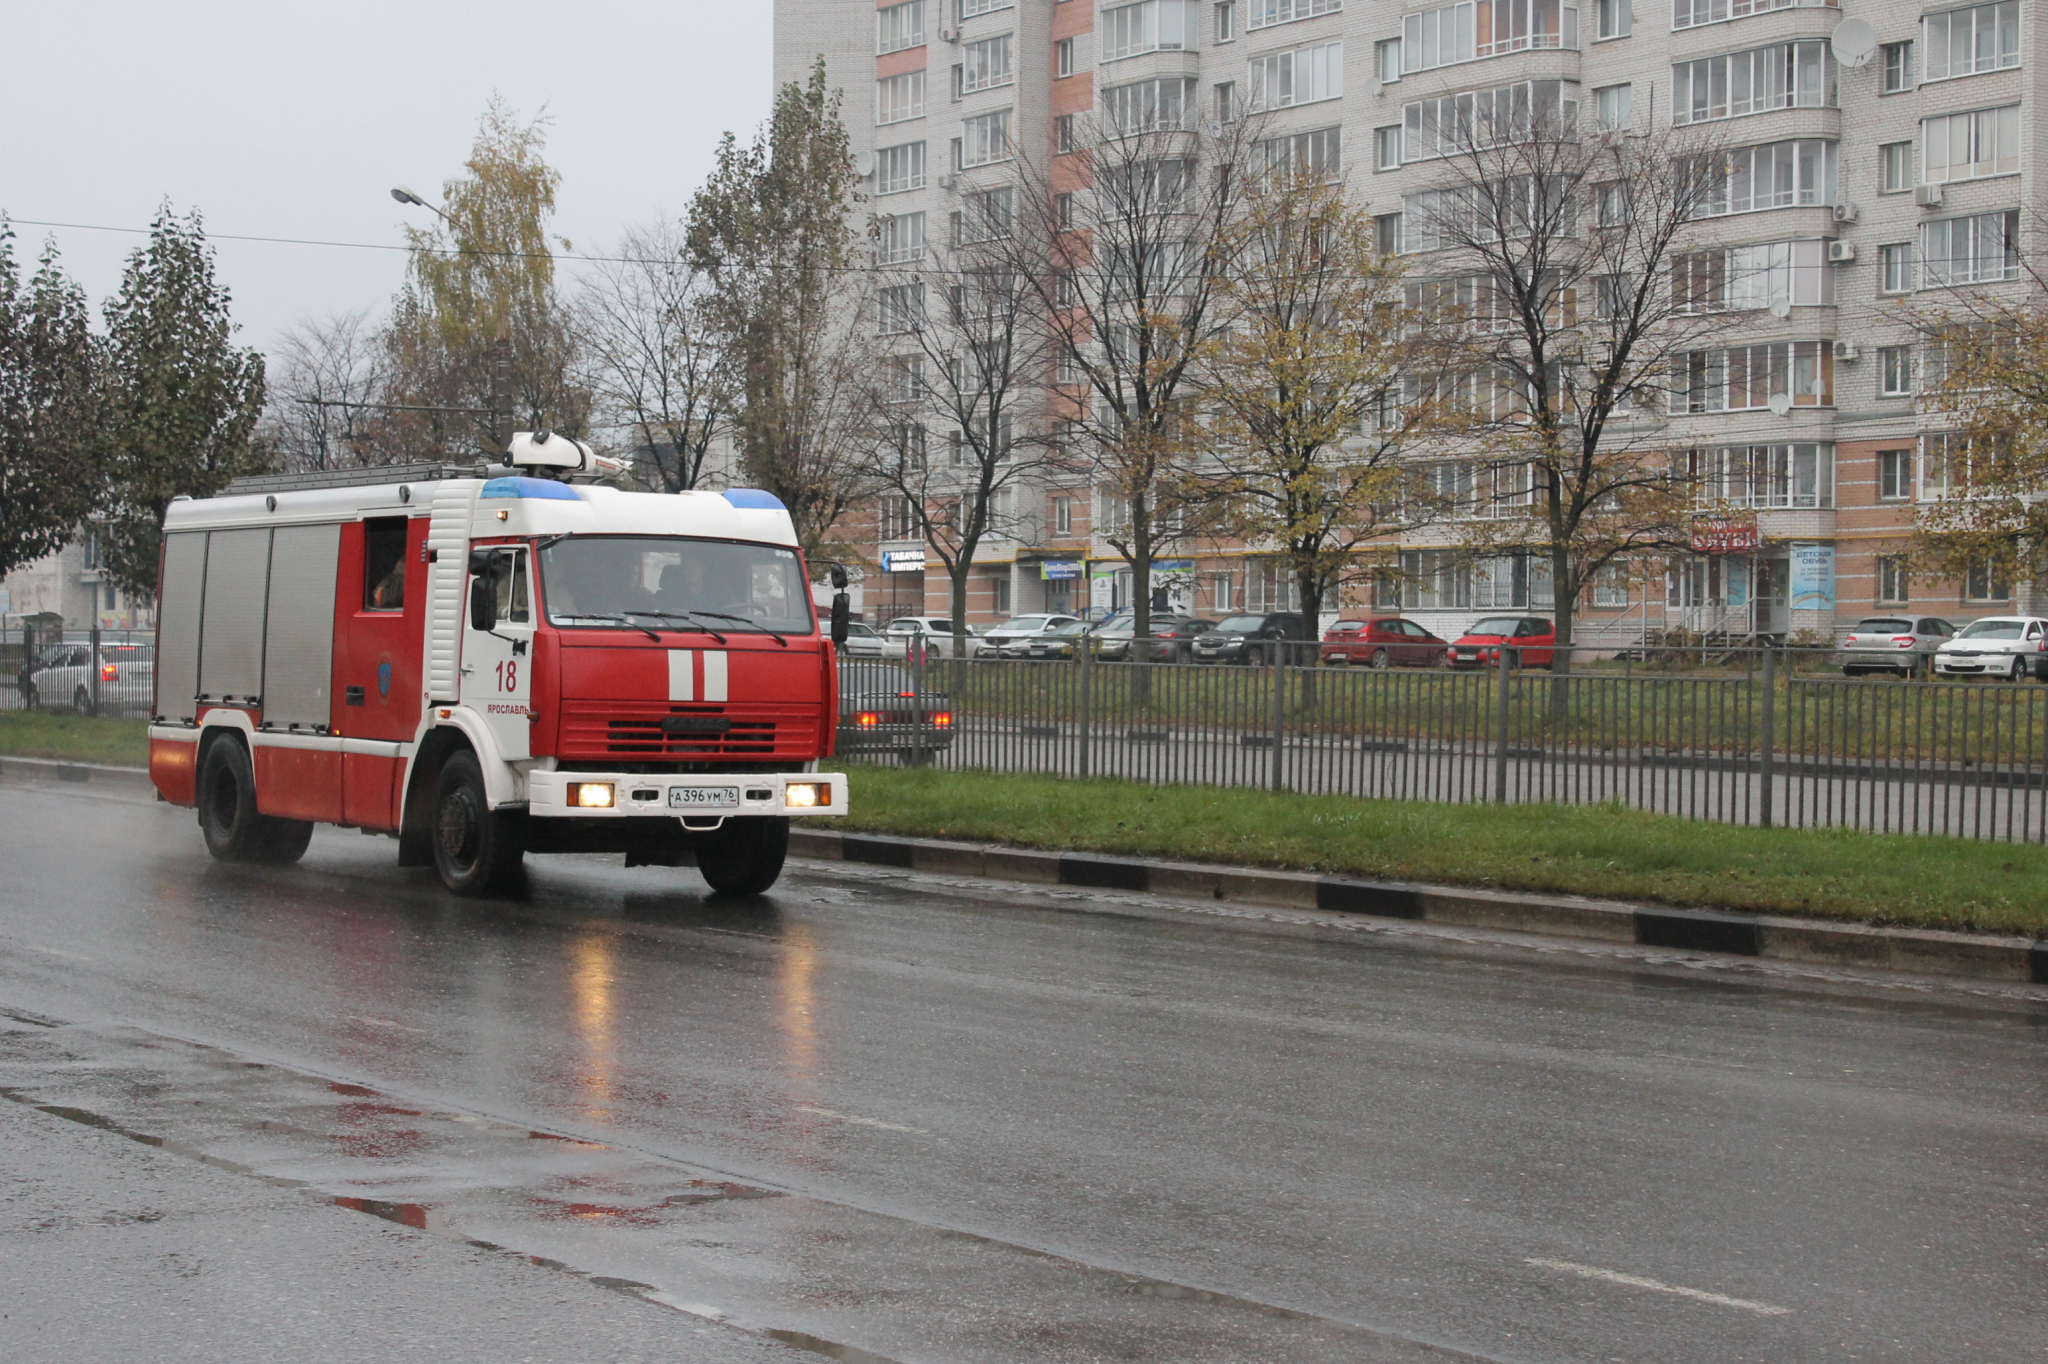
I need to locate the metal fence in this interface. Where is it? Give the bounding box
[864,646,2048,842]
[0,624,156,717]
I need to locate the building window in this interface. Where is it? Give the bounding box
[1669,239,1835,312]
[1687,139,1836,216]
[879,282,925,335]
[1055,191,1075,227]
[1674,0,1829,30]
[1374,211,1403,254]
[877,0,926,55]
[1878,242,1913,293]
[1248,40,1344,112]
[1877,556,1910,603]
[1102,76,1199,133]
[1056,37,1076,76]
[1215,80,1238,122]
[1375,125,1402,170]
[1258,125,1342,176]
[1672,42,1836,126]
[1056,113,1080,152]
[1592,563,1631,608]
[1100,0,1199,61]
[1877,447,1913,500]
[1053,495,1073,534]
[1880,141,1913,193]
[1594,83,1632,130]
[958,186,1014,240]
[1881,40,1915,92]
[1682,443,1835,508]
[875,211,926,264]
[1922,2,2019,81]
[1596,0,1629,39]
[963,0,1015,13]
[1247,0,1341,28]
[1878,346,1912,396]
[1965,562,2010,601]
[962,34,1014,92]
[1376,38,1401,82]
[879,496,918,542]
[1402,78,1578,159]
[962,109,1012,165]
[1921,210,2019,286]
[1215,0,1236,41]
[878,71,927,125]
[1920,105,2020,183]
[1670,342,1833,412]
[876,141,927,194]
[1404,0,1578,71]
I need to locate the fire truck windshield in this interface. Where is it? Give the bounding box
[539,536,814,634]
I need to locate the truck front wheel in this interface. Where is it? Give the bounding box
[697,816,790,896]
[432,751,524,895]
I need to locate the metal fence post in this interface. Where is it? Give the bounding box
[909,639,926,768]
[1493,645,1514,803]
[1076,636,1092,780]
[90,621,101,717]
[1269,647,1286,792]
[1759,644,1775,829]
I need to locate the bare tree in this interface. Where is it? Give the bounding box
[1192,168,1439,655]
[1408,105,1732,666]
[1004,108,1260,644]
[575,220,732,492]
[264,309,387,472]
[859,188,1050,653]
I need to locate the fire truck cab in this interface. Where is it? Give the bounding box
[147,435,848,896]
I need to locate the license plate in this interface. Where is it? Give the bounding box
[668,786,739,809]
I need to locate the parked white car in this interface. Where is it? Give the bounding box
[837,620,886,658]
[881,616,983,659]
[25,640,156,716]
[1932,616,2048,681]
[974,613,1083,657]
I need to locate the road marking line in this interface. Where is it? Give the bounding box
[794,1103,928,1134]
[1526,1258,1791,1316]
[21,944,93,961]
[346,1016,428,1033]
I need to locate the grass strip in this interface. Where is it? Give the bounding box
[0,713,151,767]
[839,763,2048,939]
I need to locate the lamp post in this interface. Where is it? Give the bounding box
[389,188,512,453]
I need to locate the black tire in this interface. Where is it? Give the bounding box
[72,686,94,716]
[431,750,524,895]
[1367,648,1391,671]
[698,816,790,896]
[1245,645,1265,667]
[197,736,310,864]
[2010,657,2028,683]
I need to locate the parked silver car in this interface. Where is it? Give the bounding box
[836,620,885,658]
[1839,615,1956,678]
[975,613,1082,658]
[1932,616,2048,681]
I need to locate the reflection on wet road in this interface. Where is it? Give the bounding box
[2,785,2046,1363]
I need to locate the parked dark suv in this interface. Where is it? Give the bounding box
[1190,613,1308,665]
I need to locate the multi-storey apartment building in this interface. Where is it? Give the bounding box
[774,0,2040,643]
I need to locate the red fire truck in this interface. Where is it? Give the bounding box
[148,432,848,896]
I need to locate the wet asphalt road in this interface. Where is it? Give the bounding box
[1,783,2046,1363]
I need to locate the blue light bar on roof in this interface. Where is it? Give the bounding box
[480,477,581,501]
[722,488,787,510]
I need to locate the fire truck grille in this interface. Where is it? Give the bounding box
[559,702,815,761]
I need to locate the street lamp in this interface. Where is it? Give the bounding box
[389,186,452,224]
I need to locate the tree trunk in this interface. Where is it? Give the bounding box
[1129,543,1153,708]
[1549,542,1575,721]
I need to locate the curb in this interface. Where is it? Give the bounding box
[0,754,155,796]
[791,828,2048,988]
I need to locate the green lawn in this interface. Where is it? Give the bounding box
[839,763,2048,938]
[0,712,151,767]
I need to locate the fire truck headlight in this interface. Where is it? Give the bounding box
[785,782,829,809]
[568,782,615,809]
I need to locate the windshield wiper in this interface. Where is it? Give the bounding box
[670,609,791,647]
[621,609,741,645]
[563,613,662,642]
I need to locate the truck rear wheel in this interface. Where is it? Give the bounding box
[697,816,790,896]
[432,750,524,895]
[198,737,312,864]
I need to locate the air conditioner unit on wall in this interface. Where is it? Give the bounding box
[936,173,957,190]
[1916,183,1945,207]
[939,25,960,42]
[1826,239,1857,263]
[1832,202,1860,224]
[1833,340,1860,362]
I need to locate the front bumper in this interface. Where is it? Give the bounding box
[527,770,849,818]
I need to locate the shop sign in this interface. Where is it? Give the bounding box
[1789,542,1835,611]
[1039,560,1082,580]
[1690,512,1759,554]
[880,549,926,573]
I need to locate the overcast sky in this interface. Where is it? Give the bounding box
[4,1,776,361]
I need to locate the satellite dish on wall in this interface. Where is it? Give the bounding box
[1831,18,1878,68]
[1770,297,1792,319]
[855,148,877,178]
[1768,393,1794,416]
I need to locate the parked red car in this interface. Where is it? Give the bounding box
[1320,617,1448,668]
[1447,616,1556,669]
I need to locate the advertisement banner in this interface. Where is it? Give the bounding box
[1039,560,1082,580]
[1690,512,1760,554]
[880,549,926,574]
[1788,542,1835,612]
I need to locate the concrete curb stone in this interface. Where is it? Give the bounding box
[789,827,2048,987]
[0,754,154,795]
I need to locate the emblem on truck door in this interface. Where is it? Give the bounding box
[378,662,391,697]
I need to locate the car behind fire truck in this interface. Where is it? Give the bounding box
[147,433,848,896]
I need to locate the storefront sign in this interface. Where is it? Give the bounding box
[1039,560,1082,580]
[1690,512,1760,554]
[880,549,926,574]
[1789,542,1835,612]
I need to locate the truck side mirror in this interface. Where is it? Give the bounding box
[829,564,849,590]
[831,592,851,647]
[469,575,498,632]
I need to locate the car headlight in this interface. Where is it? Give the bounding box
[785,782,830,809]
[567,782,614,808]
